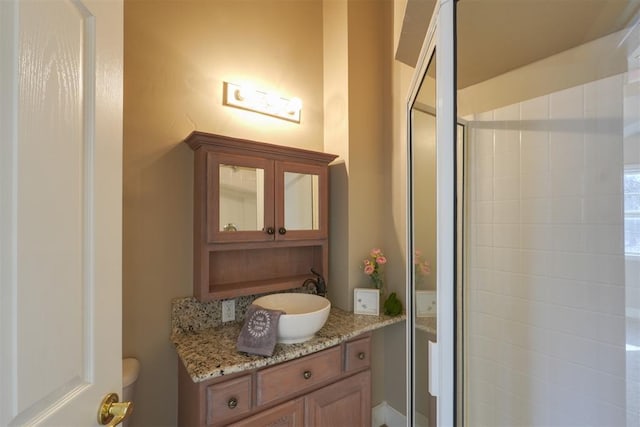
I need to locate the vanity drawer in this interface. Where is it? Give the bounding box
[256,346,341,406]
[206,375,252,425]
[344,335,371,373]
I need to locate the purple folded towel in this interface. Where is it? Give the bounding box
[236,304,284,356]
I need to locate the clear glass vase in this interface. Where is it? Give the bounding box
[371,274,385,311]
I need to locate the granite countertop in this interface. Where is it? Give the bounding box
[415,316,436,335]
[172,307,406,383]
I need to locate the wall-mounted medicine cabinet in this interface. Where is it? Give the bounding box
[185,131,337,300]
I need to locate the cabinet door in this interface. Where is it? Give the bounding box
[275,162,328,240]
[229,399,304,427]
[304,371,371,427]
[208,152,275,243]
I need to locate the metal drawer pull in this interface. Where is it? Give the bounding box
[358,352,366,360]
[227,397,238,409]
[303,370,312,380]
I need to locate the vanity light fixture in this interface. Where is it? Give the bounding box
[223,82,302,123]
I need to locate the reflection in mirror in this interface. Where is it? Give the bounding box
[219,164,265,232]
[284,172,319,230]
[411,52,437,427]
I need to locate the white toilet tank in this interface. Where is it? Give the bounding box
[122,358,140,427]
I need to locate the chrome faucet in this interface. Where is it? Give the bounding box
[302,268,327,297]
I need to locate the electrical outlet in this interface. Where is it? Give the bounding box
[222,299,235,322]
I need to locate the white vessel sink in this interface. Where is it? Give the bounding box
[252,293,331,344]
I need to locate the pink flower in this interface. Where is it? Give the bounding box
[362,248,387,282]
[414,249,431,278]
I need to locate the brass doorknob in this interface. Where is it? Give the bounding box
[98,393,133,426]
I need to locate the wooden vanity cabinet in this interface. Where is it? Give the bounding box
[305,371,371,427]
[185,131,338,301]
[228,399,304,427]
[178,334,372,427]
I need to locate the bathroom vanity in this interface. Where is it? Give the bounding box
[176,132,404,426]
[172,300,405,427]
[185,132,338,301]
[178,334,370,426]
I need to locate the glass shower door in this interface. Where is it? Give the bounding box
[411,54,438,427]
[457,1,640,425]
[408,1,457,425]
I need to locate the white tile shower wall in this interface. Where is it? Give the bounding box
[624,70,640,424]
[466,74,628,425]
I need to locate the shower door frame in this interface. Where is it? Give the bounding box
[406,0,457,425]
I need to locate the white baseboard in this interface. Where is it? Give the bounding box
[372,402,407,427]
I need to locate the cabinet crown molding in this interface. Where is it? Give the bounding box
[185,131,338,165]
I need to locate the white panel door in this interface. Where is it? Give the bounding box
[0,0,123,425]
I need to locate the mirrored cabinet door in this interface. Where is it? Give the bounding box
[283,171,319,231]
[207,152,275,243]
[276,162,328,240]
[186,131,338,300]
[219,164,265,232]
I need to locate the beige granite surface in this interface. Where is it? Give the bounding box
[171,291,310,335]
[172,306,406,383]
[415,316,436,335]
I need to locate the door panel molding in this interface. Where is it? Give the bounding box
[1,0,122,425]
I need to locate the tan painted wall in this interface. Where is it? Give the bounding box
[123,1,323,425]
[346,0,390,306]
[382,0,418,415]
[323,0,404,410]
[123,0,416,424]
[323,0,350,312]
[348,0,398,410]
[383,58,415,417]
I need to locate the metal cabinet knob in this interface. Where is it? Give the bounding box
[303,370,312,380]
[278,227,287,235]
[227,397,238,409]
[358,352,366,360]
[266,227,275,235]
